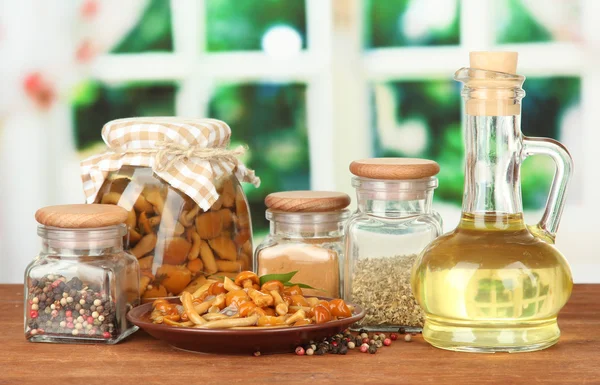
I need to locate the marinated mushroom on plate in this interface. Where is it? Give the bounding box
[149,271,355,329]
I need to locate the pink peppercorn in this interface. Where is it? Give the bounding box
[359,344,369,353]
[390,333,398,341]
[30,310,38,319]
[103,332,111,338]
[295,346,305,356]
[65,310,72,318]
[67,322,74,329]
[383,338,392,346]
[362,337,369,344]
[87,316,94,324]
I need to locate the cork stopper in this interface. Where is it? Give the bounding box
[349,158,440,180]
[470,52,518,74]
[462,51,523,116]
[35,204,129,228]
[265,191,351,212]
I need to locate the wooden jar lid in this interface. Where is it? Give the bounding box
[35,204,129,228]
[265,191,351,212]
[349,158,440,180]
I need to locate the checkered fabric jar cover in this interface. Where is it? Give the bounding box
[80,117,260,211]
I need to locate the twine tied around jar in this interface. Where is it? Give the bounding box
[115,142,248,172]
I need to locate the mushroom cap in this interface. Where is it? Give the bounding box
[208,282,226,296]
[225,289,250,307]
[234,271,259,285]
[261,280,285,292]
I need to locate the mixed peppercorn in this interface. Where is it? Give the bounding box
[285,328,417,357]
[25,274,119,339]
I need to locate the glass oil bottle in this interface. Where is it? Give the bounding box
[411,52,574,353]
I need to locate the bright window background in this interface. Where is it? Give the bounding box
[0,0,598,283]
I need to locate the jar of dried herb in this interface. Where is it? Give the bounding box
[255,191,351,298]
[343,159,442,332]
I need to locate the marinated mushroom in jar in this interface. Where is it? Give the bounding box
[93,170,254,300]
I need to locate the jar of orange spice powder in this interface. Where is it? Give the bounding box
[254,191,350,298]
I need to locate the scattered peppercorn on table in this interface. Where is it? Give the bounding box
[1,284,599,384]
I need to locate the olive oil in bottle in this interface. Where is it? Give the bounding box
[412,213,572,352]
[412,52,574,352]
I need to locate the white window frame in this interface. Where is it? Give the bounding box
[89,0,600,282]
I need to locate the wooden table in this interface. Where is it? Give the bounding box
[1,284,598,384]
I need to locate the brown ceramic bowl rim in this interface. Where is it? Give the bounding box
[128,297,365,336]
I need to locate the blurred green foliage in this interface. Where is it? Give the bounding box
[72,82,177,150]
[373,77,580,209]
[365,0,460,47]
[73,0,582,237]
[206,0,306,51]
[111,0,173,53]
[208,84,309,232]
[496,0,551,43]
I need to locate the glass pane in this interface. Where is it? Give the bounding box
[496,0,581,43]
[73,82,177,152]
[365,0,460,48]
[372,77,580,210]
[205,0,307,53]
[208,83,309,235]
[111,0,173,53]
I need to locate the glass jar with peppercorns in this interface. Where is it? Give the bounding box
[24,204,140,343]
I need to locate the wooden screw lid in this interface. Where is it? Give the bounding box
[35,204,129,228]
[265,191,351,212]
[349,158,440,180]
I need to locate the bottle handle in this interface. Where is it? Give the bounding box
[522,136,573,244]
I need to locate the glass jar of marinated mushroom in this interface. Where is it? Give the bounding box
[25,204,139,343]
[255,191,351,298]
[80,118,260,301]
[343,158,443,332]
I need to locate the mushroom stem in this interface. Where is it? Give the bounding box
[181,291,206,325]
[202,313,231,321]
[193,297,218,315]
[191,280,217,299]
[270,290,288,316]
[248,288,274,307]
[223,276,242,292]
[196,314,259,329]
[288,305,312,312]
[285,309,306,325]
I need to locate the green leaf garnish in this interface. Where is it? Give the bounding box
[284,282,326,292]
[259,271,298,286]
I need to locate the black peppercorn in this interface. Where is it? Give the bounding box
[399,327,406,334]
[338,346,348,355]
[315,348,326,356]
[368,345,377,354]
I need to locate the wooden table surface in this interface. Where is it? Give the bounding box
[1,284,598,385]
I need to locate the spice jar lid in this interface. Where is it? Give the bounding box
[35,204,129,228]
[265,191,351,212]
[349,158,440,180]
